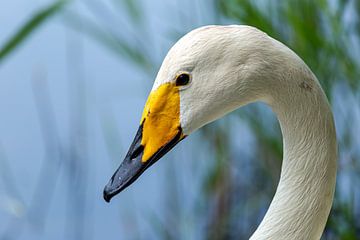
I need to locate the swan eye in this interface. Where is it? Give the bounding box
[175,73,191,86]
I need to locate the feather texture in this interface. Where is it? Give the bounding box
[150,25,337,239]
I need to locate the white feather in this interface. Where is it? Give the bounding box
[152,25,337,240]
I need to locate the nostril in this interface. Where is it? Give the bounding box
[130,145,144,160]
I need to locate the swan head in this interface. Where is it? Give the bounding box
[104,25,278,202]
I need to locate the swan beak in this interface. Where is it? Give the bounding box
[103,125,183,202]
[103,82,185,202]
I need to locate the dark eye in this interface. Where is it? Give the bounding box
[175,73,191,86]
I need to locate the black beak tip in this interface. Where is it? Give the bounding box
[103,184,115,203]
[102,125,184,203]
[103,190,111,203]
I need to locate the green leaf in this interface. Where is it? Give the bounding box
[113,0,143,24]
[63,12,154,73]
[0,0,69,63]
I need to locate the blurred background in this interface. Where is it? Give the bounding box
[1,0,360,239]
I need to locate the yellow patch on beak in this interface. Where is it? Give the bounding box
[140,83,181,162]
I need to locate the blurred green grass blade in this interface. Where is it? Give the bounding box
[0,0,68,63]
[64,12,153,73]
[113,0,143,24]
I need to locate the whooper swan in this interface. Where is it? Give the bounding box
[103,25,337,240]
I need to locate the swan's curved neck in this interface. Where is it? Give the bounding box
[250,74,337,239]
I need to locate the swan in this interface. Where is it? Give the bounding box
[103,25,337,239]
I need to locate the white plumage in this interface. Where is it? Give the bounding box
[156,25,337,239]
[105,25,337,240]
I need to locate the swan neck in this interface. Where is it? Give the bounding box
[251,78,337,239]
